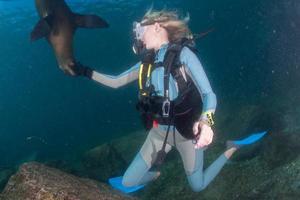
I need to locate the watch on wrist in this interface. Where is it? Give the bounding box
[200,111,215,127]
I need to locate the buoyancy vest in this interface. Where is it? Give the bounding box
[136,39,202,140]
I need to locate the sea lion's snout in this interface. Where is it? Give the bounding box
[59,62,77,76]
[60,61,90,77]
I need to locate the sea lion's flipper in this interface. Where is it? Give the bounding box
[75,14,109,29]
[30,15,54,41]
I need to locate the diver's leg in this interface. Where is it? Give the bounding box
[122,152,160,187]
[122,128,172,187]
[176,132,228,192]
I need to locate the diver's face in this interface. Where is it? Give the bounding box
[142,23,163,50]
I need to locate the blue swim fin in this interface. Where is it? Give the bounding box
[108,176,145,194]
[233,131,267,145]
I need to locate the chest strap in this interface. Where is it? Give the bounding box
[138,63,153,96]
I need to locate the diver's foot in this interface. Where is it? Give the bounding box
[109,176,145,194]
[225,131,267,159]
[226,140,242,150]
[224,143,238,159]
[153,171,161,180]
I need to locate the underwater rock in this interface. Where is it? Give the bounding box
[0,162,136,200]
[82,131,146,181]
[262,130,300,169]
[83,143,128,181]
[0,168,14,192]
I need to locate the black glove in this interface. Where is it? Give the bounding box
[72,62,93,79]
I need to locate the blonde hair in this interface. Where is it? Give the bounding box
[142,10,192,43]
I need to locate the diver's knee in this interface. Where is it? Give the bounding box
[189,182,206,192]
[187,173,206,192]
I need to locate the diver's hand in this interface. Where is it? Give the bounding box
[193,121,214,149]
[72,62,93,78]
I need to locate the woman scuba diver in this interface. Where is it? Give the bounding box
[76,10,266,193]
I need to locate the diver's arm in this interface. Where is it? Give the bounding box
[180,47,217,124]
[78,62,140,89]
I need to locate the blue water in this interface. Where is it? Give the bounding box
[0,0,299,173]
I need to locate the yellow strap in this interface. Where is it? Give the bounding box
[139,63,152,90]
[138,64,144,89]
[147,64,152,78]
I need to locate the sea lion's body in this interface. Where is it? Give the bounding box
[31,0,108,75]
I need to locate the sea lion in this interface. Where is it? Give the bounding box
[31,0,108,76]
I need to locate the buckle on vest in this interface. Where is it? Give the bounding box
[162,99,171,117]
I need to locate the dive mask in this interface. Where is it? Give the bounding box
[133,22,147,40]
[132,22,147,55]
